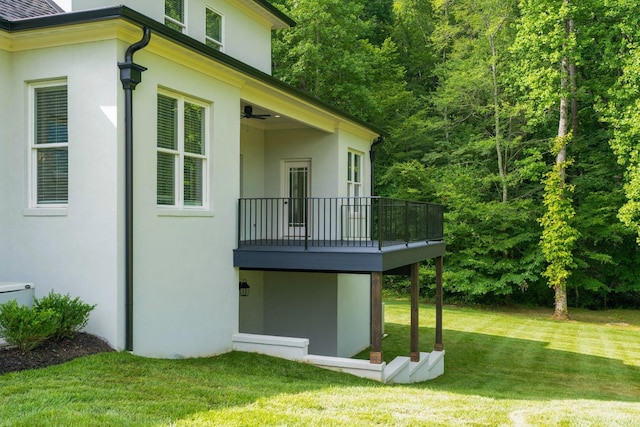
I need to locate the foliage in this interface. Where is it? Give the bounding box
[0,300,60,352]
[271,0,410,130]
[34,291,96,341]
[538,138,578,289]
[0,291,95,351]
[271,0,640,307]
[599,1,640,242]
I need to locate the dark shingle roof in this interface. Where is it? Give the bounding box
[0,0,62,20]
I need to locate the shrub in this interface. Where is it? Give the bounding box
[0,300,60,352]
[34,291,96,341]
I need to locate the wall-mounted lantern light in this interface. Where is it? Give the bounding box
[239,280,250,297]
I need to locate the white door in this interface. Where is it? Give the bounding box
[284,160,311,237]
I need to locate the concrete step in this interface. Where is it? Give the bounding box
[384,356,410,384]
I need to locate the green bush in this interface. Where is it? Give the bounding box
[0,300,60,352]
[34,291,96,341]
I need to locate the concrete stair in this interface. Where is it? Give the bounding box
[232,332,445,384]
[384,351,446,384]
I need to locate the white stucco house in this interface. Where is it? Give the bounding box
[0,0,445,382]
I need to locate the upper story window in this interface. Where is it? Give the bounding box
[31,82,68,207]
[205,7,223,51]
[165,0,186,33]
[157,92,209,209]
[347,151,362,198]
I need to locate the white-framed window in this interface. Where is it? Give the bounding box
[157,91,209,209]
[205,7,223,51]
[165,0,186,33]
[30,81,68,207]
[347,150,362,198]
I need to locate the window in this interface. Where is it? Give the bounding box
[205,7,223,51]
[31,82,68,206]
[157,92,208,208]
[165,0,185,32]
[347,151,362,198]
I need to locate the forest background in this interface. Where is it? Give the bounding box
[269,0,640,311]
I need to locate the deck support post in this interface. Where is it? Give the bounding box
[410,262,420,362]
[435,256,444,351]
[370,271,383,364]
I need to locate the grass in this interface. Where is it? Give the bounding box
[1,300,639,426]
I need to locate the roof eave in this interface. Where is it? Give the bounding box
[2,5,383,137]
[45,0,65,14]
[251,0,296,28]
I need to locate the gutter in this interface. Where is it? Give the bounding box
[118,27,151,352]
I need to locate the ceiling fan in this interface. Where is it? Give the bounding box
[242,105,271,120]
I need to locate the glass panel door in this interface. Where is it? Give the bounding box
[284,160,310,237]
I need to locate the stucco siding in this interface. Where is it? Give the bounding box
[263,271,338,356]
[72,0,161,20]
[337,274,370,357]
[127,47,240,358]
[238,270,264,334]
[240,123,266,198]
[264,128,339,198]
[70,0,273,73]
[212,0,272,74]
[5,40,123,349]
[0,48,12,277]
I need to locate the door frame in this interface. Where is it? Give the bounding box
[282,159,311,237]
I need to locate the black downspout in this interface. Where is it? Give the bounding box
[369,136,384,197]
[118,27,151,352]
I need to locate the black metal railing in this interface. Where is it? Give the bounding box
[237,197,444,250]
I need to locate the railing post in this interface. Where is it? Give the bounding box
[377,198,383,251]
[304,198,309,250]
[237,199,242,248]
[404,200,409,246]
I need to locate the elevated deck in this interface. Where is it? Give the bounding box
[234,239,445,273]
[234,197,445,273]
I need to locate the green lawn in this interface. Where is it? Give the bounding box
[1,300,639,426]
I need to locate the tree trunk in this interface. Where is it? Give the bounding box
[490,25,508,202]
[569,17,578,137]
[552,1,572,321]
[554,284,569,320]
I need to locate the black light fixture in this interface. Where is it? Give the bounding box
[239,280,250,297]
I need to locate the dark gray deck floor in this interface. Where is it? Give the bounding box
[233,240,445,273]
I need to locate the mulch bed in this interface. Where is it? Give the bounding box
[0,333,114,375]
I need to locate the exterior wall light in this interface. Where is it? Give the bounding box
[239,280,250,297]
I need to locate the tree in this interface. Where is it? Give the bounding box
[271,0,640,307]
[512,0,580,319]
[601,1,640,242]
[271,0,410,130]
